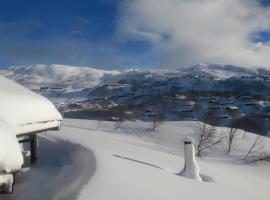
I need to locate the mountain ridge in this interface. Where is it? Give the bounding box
[1,63,270,136]
[1,63,270,93]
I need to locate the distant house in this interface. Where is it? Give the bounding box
[144,109,153,114]
[0,75,62,193]
[109,116,120,121]
[244,102,256,106]
[147,112,158,117]
[182,109,193,113]
[40,86,49,90]
[208,106,221,110]
[50,87,64,92]
[221,115,230,119]
[241,96,253,101]
[226,106,239,111]
[68,103,83,110]
[264,77,270,81]
[208,99,218,104]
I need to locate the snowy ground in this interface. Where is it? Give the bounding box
[3,118,270,200]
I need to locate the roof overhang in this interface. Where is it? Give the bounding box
[16,120,61,137]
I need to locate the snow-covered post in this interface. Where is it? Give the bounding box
[0,174,14,193]
[178,137,202,181]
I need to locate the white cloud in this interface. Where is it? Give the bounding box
[116,0,270,67]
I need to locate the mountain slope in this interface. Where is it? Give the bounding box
[0,64,120,89]
[1,63,270,136]
[2,63,270,87]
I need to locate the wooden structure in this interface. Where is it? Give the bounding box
[0,75,62,193]
[16,125,61,164]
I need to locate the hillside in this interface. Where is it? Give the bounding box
[1,64,270,136]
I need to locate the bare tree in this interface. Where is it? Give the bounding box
[97,120,102,129]
[226,128,237,154]
[114,120,123,131]
[244,136,265,160]
[148,112,164,131]
[230,117,260,136]
[248,154,270,162]
[203,109,221,127]
[195,122,222,157]
[242,131,247,140]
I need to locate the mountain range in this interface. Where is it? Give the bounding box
[1,63,270,136]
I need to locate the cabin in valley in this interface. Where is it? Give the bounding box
[0,75,62,193]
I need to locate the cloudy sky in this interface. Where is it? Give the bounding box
[0,0,270,68]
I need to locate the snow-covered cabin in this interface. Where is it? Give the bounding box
[0,76,62,136]
[0,75,62,192]
[226,106,239,112]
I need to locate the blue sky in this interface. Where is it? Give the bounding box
[0,0,270,68]
[0,0,157,68]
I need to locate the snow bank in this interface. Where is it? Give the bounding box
[0,119,23,173]
[0,75,62,135]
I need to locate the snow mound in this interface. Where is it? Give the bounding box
[0,119,23,173]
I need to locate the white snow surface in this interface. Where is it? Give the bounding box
[7,118,270,200]
[0,119,23,173]
[0,75,62,135]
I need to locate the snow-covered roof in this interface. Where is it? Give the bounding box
[226,106,239,110]
[0,75,62,135]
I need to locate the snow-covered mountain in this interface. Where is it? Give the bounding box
[179,63,270,78]
[2,63,270,101]
[1,63,270,136]
[0,64,120,89]
[1,63,270,87]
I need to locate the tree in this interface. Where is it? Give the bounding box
[230,117,261,136]
[203,109,221,127]
[242,131,247,140]
[148,112,164,131]
[96,120,102,129]
[226,128,237,154]
[114,120,123,131]
[244,136,264,160]
[195,122,222,157]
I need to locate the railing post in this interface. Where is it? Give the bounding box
[30,134,37,164]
